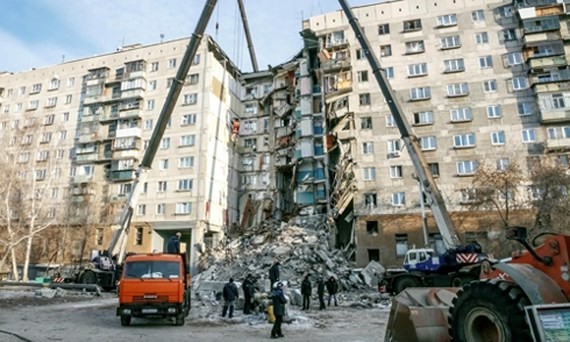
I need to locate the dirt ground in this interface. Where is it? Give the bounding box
[0,289,389,342]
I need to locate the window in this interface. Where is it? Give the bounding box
[134,227,144,245]
[182,113,197,125]
[522,129,536,143]
[366,221,379,235]
[498,6,514,18]
[483,80,497,93]
[145,119,153,130]
[420,136,437,150]
[179,156,194,168]
[453,133,476,148]
[355,49,364,60]
[151,62,159,72]
[501,29,517,42]
[405,40,425,54]
[387,139,402,154]
[487,105,502,118]
[158,181,167,192]
[56,149,65,159]
[156,203,165,215]
[62,112,70,122]
[357,70,369,82]
[31,83,42,94]
[518,102,532,116]
[408,63,428,77]
[386,115,395,127]
[378,23,390,35]
[497,158,510,171]
[380,45,392,57]
[441,35,461,49]
[457,160,478,175]
[149,80,157,90]
[429,163,440,177]
[363,167,376,180]
[95,228,104,246]
[361,117,372,129]
[410,87,431,101]
[359,93,371,106]
[67,78,75,87]
[15,103,22,112]
[167,58,177,69]
[161,137,170,149]
[183,93,197,105]
[475,32,489,44]
[159,159,169,170]
[479,56,493,68]
[444,59,465,73]
[175,202,192,214]
[390,165,403,178]
[28,100,39,110]
[385,67,394,79]
[461,189,479,204]
[59,130,67,140]
[44,114,55,126]
[178,179,193,191]
[512,77,529,91]
[472,10,485,22]
[403,19,422,32]
[364,193,377,209]
[392,192,406,206]
[436,14,457,27]
[186,73,199,85]
[180,135,196,146]
[362,142,374,155]
[64,94,72,104]
[146,99,155,110]
[491,131,506,145]
[447,83,469,97]
[396,234,409,257]
[414,111,434,125]
[192,54,201,65]
[40,132,52,144]
[137,205,146,216]
[119,183,132,195]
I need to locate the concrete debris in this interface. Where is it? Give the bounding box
[35,289,57,299]
[194,215,385,308]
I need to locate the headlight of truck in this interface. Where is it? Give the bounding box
[168,308,177,313]
[123,309,131,314]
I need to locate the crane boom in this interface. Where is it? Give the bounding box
[236,0,259,72]
[107,0,220,262]
[337,0,462,250]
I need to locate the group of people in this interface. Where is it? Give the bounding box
[221,260,341,339]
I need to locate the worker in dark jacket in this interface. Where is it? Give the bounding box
[317,276,326,310]
[242,274,255,315]
[270,281,287,339]
[269,261,280,288]
[301,274,312,310]
[221,277,239,318]
[326,276,338,307]
[166,232,182,253]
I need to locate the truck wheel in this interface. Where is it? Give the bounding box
[394,276,420,294]
[120,315,131,326]
[451,274,477,287]
[80,270,97,284]
[175,313,185,326]
[449,280,531,342]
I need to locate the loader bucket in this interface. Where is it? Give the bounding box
[384,288,459,342]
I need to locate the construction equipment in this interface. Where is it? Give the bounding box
[74,0,219,291]
[336,1,570,341]
[336,0,489,296]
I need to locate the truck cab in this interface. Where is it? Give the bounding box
[116,253,191,326]
[403,248,441,272]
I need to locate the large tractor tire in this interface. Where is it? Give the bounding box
[448,279,531,342]
[79,270,97,284]
[175,313,185,326]
[120,315,131,326]
[394,276,421,294]
[450,274,477,287]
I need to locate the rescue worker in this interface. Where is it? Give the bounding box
[270,281,287,339]
[242,274,255,315]
[301,274,312,310]
[326,276,338,307]
[221,277,239,318]
[317,276,326,310]
[269,261,280,288]
[167,232,182,253]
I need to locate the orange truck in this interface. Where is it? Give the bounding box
[116,253,191,326]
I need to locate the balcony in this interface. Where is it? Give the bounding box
[118,108,142,120]
[72,175,94,184]
[78,133,98,143]
[81,115,98,123]
[120,88,145,100]
[540,109,570,123]
[113,149,141,159]
[528,55,567,69]
[99,149,113,160]
[523,31,561,45]
[530,70,570,86]
[546,137,570,150]
[321,58,351,73]
[109,170,136,182]
[522,16,560,34]
[76,153,98,163]
[275,126,293,139]
[116,127,142,138]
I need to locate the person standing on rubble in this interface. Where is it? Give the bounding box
[221,277,239,318]
[326,276,339,307]
[270,281,287,339]
[269,261,280,288]
[301,274,312,310]
[242,274,255,315]
[166,232,182,253]
[317,276,326,310]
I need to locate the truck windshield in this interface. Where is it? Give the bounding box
[124,261,180,279]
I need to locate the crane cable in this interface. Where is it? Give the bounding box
[215,0,220,39]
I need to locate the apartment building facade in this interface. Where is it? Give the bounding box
[303,0,570,267]
[0,36,243,274]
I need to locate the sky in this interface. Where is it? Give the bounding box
[0,0,375,74]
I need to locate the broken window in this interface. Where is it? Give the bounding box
[359,93,371,106]
[403,19,422,32]
[134,227,144,246]
[360,117,373,129]
[380,44,392,57]
[395,234,409,257]
[368,249,380,262]
[366,221,379,234]
[364,194,377,208]
[429,163,440,177]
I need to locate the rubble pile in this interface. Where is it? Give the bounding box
[194,215,384,300]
